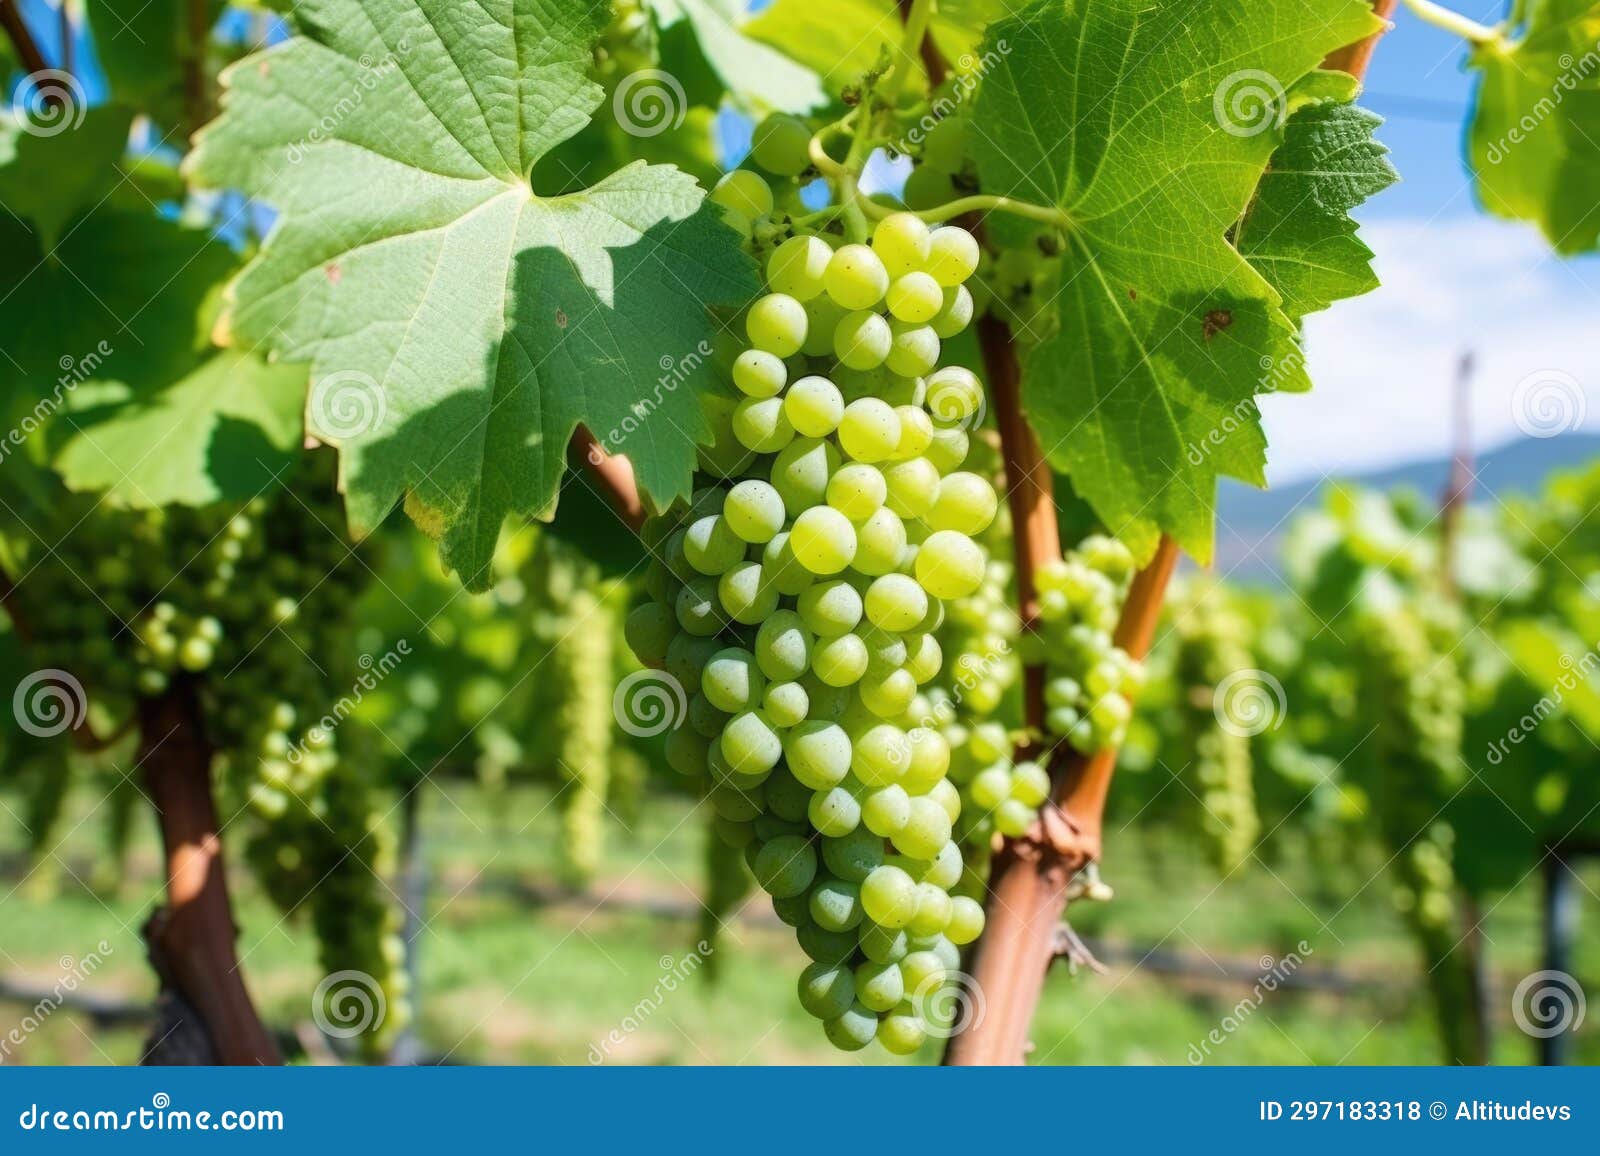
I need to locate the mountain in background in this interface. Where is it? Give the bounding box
[1214,432,1600,582]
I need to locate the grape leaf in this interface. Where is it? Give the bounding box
[646,0,827,113]
[971,0,1381,561]
[0,105,134,250]
[187,0,759,588]
[1236,78,1396,322]
[1467,0,1600,255]
[54,349,305,506]
[0,206,235,416]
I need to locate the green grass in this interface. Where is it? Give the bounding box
[0,780,1594,1066]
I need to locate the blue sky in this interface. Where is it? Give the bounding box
[1269,2,1600,482]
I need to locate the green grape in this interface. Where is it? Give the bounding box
[770,437,838,512]
[926,225,980,287]
[732,394,797,453]
[929,471,999,535]
[784,375,845,437]
[859,922,909,964]
[718,561,779,623]
[887,271,944,323]
[903,164,956,211]
[732,348,787,398]
[798,961,856,1019]
[885,321,940,377]
[921,116,969,173]
[925,366,984,427]
[703,648,765,713]
[752,113,814,177]
[722,710,784,776]
[822,827,885,882]
[802,294,850,357]
[683,514,745,575]
[810,877,864,931]
[908,882,953,936]
[860,864,918,928]
[878,1007,927,1055]
[745,293,808,357]
[851,723,911,784]
[853,508,909,577]
[811,632,869,687]
[790,506,858,575]
[797,580,864,636]
[871,212,931,278]
[893,797,953,860]
[837,398,902,463]
[768,234,833,300]
[865,574,928,632]
[826,463,888,521]
[931,284,974,338]
[862,783,911,835]
[891,406,935,461]
[624,602,674,662]
[854,959,905,1011]
[712,169,774,221]
[884,457,941,520]
[724,479,786,543]
[809,785,862,836]
[833,309,892,370]
[946,895,986,945]
[764,680,810,727]
[752,834,817,897]
[824,1003,879,1051]
[916,530,986,599]
[824,244,890,310]
[755,611,814,681]
[784,720,853,789]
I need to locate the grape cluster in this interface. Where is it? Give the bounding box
[626,210,997,1053]
[13,460,410,1060]
[1034,535,1142,754]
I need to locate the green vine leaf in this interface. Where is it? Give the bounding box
[54,349,306,507]
[187,0,759,587]
[0,105,134,250]
[1468,1,1600,255]
[972,0,1381,561]
[1237,76,1398,324]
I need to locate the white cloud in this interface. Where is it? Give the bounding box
[1263,215,1600,484]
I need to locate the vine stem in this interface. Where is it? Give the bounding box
[1399,0,1500,44]
[883,0,935,105]
[943,2,1398,1065]
[139,684,282,1065]
[572,425,647,533]
[0,0,52,80]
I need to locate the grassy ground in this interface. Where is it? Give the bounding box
[1,780,1594,1066]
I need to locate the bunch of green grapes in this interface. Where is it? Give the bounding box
[941,536,1142,858]
[1166,577,1261,872]
[527,535,615,885]
[625,208,995,1053]
[1350,606,1480,1063]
